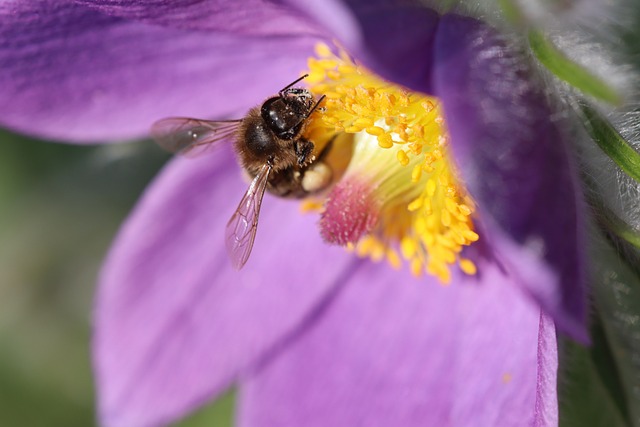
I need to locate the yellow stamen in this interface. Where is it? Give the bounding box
[459,258,478,275]
[304,43,479,283]
[299,199,325,213]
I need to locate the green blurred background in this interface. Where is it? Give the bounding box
[0,129,232,427]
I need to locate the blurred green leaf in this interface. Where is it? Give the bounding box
[588,229,640,427]
[0,130,183,426]
[595,203,640,250]
[529,30,622,105]
[580,104,640,185]
[558,334,629,427]
[496,0,525,25]
[175,391,235,427]
[0,350,94,427]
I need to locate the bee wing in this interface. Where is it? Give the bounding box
[225,164,272,270]
[151,117,241,156]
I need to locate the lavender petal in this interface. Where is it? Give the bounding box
[75,0,322,35]
[239,261,557,427]
[0,3,318,141]
[433,14,587,341]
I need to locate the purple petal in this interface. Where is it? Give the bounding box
[94,147,356,427]
[0,3,318,142]
[433,14,587,341]
[75,0,323,35]
[534,314,558,427]
[239,261,558,427]
[282,0,439,93]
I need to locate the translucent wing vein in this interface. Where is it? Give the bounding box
[225,164,272,270]
[151,117,241,156]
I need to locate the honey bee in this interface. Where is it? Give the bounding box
[151,75,333,270]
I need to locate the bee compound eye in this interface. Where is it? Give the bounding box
[262,97,304,139]
[268,107,288,132]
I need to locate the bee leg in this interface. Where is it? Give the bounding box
[295,139,315,166]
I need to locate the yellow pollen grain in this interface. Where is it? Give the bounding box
[299,199,325,213]
[316,59,338,69]
[407,198,423,212]
[458,204,472,216]
[450,231,467,246]
[411,164,423,183]
[446,203,459,218]
[315,43,333,57]
[459,258,477,275]
[423,233,435,247]
[397,150,410,166]
[355,236,374,256]
[410,258,423,277]
[426,179,436,197]
[462,230,480,242]
[426,214,438,230]
[438,247,456,264]
[327,70,341,80]
[354,117,374,128]
[428,261,451,284]
[377,134,394,149]
[303,43,479,283]
[441,209,452,227]
[366,126,385,136]
[422,198,432,215]
[436,234,456,250]
[369,240,385,262]
[324,91,343,100]
[338,64,357,75]
[386,248,402,269]
[401,236,418,258]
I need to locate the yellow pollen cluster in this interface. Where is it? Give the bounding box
[304,44,479,283]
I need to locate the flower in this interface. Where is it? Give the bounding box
[0,1,588,426]
[302,47,481,282]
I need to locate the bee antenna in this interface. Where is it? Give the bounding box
[305,95,326,119]
[279,74,309,95]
